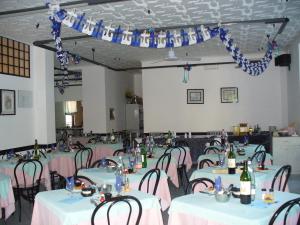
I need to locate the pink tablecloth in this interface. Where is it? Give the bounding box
[0,160,51,190]
[0,174,15,220]
[31,190,163,225]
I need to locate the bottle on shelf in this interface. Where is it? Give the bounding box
[247,159,256,201]
[110,129,115,143]
[141,145,147,168]
[240,160,251,204]
[227,144,236,174]
[33,139,40,160]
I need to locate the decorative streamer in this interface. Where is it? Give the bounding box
[46,1,275,77]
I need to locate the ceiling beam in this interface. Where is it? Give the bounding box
[0,0,131,17]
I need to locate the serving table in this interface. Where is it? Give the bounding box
[31,189,163,225]
[168,191,300,225]
[0,173,15,220]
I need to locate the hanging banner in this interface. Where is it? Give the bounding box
[46,1,275,77]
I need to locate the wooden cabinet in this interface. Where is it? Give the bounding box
[273,137,300,174]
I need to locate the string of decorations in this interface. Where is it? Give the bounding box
[46,1,276,77]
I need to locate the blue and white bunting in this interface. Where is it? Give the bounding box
[47,2,275,77]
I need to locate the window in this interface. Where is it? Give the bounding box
[0,36,30,77]
[65,114,73,127]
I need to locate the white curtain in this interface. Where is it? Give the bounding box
[65,101,77,114]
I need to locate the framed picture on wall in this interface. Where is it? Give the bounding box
[0,89,16,115]
[187,89,204,104]
[221,87,238,103]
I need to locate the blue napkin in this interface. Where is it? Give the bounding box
[215,176,222,192]
[66,176,74,191]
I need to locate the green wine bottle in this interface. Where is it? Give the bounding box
[240,160,251,204]
[227,144,236,174]
[141,145,147,168]
[33,139,40,160]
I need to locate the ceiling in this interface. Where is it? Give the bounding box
[0,0,300,70]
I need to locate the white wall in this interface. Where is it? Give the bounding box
[0,75,34,149]
[55,86,82,102]
[287,34,300,133]
[0,46,55,150]
[82,65,107,133]
[142,55,288,132]
[133,70,143,97]
[32,47,56,144]
[105,69,133,132]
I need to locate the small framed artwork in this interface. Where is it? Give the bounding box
[187,89,204,104]
[221,87,238,103]
[0,89,16,115]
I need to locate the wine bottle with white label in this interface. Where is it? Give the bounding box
[240,160,251,204]
[227,144,236,174]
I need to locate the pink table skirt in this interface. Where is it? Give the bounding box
[131,177,171,210]
[32,203,163,225]
[0,165,51,190]
[168,212,299,225]
[0,178,15,220]
[91,147,115,164]
[48,156,75,178]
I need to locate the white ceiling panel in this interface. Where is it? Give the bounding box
[0,0,299,69]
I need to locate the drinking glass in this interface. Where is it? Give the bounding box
[218,152,226,167]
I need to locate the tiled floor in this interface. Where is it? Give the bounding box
[1,171,300,225]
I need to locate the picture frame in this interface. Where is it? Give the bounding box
[221,87,238,103]
[187,89,204,104]
[0,89,16,115]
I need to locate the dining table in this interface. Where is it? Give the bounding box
[0,173,15,220]
[46,142,123,178]
[168,190,300,225]
[31,189,164,225]
[0,157,52,190]
[190,165,287,191]
[78,166,171,210]
[198,144,273,167]
[103,147,193,188]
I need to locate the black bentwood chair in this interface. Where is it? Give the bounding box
[138,168,161,195]
[203,146,221,154]
[91,195,142,225]
[250,150,266,166]
[74,175,96,186]
[198,159,215,169]
[74,147,93,175]
[113,149,126,156]
[268,197,300,225]
[155,153,171,174]
[13,159,43,222]
[209,139,222,146]
[90,158,118,168]
[165,146,188,189]
[185,178,215,194]
[271,165,292,192]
